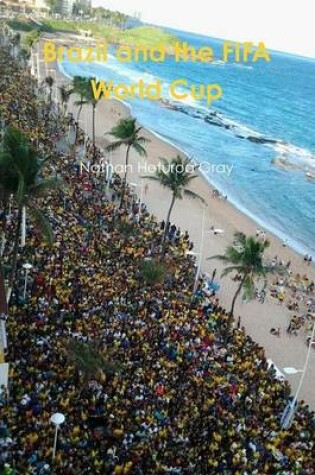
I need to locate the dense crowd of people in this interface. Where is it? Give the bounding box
[0,34,314,475]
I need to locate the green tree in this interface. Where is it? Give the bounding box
[106,117,148,208]
[72,0,91,17]
[143,155,204,249]
[139,259,166,287]
[0,127,61,297]
[46,0,62,14]
[66,339,116,384]
[76,78,100,160]
[209,232,273,324]
[67,76,90,153]
[69,75,90,122]
[24,29,41,52]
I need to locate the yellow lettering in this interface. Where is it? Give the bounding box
[198,46,214,62]
[43,41,57,62]
[137,79,144,99]
[114,83,129,100]
[134,45,148,62]
[57,47,64,62]
[223,42,241,62]
[90,80,112,100]
[84,47,94,62]
[96,40,108,61]
[253,42,271,62]
[67,47,82,62]
[174,42,197,62]
[170,79,188,100]
[129,83,137,99]
[191,85,205,100]
[223,41,235,61]
[206,84,222,104]
[116,45,131,62]
[145,80,162,100]
[150,44,165,62]
[243,42,253,62]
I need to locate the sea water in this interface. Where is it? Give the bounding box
[59,28,315,256]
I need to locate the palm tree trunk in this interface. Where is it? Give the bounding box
[163,193,176,244]
[92,103,96,162]
[73,99,84,157]
[161,193,176,255]
[119,144,131,209]
[9,205,23,294]
[76,101,83,122]
[229,275,247,322]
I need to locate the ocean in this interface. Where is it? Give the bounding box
[58,28,315,256]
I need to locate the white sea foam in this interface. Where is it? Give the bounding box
[94,54,158,85]
[59,59,315,179]
[231,63,253,70]
[270,142,315,170]
[57,61,72,80]
[211,60,226,66]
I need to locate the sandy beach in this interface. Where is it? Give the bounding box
[40,33,315,409]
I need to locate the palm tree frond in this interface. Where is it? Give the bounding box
[28,206,54,245]
[183,188,205,204]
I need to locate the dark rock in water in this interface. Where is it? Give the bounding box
[169,102,282,147]
[204,115,232,130]
[246,136,279,145]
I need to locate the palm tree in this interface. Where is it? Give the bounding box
[143,155,204,248]
[106,118,149,208]
[78,78,99,160]
[139,259,166,287]
[68,76,91,151]
[69,75,90,122]
[65,338,117,384]
[24,29,41,52]
[58,84,71,116]
[209,232,273,325]
[45,75,54,107]
[0,127,61,297]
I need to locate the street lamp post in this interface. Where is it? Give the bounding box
[21,206,26,248]
[22,263,32,301]
[281,322,315,429]
[50,412,65,461]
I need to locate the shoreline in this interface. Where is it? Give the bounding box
[39,34,315,409]
[117,110,313,258]
[2,37,315,473]
[58,52,314,259]
[121,108,313,259]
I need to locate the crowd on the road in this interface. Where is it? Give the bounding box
[0,41,314,475]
